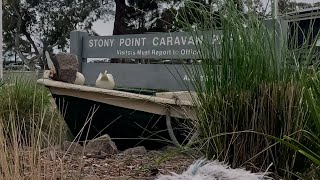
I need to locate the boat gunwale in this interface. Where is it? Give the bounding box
[37,78,194,106]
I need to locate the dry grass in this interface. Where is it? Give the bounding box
[0,76,199,179]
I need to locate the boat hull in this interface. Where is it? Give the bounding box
[52,94,190,150]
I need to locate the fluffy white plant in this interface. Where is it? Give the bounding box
[156,158,272,180]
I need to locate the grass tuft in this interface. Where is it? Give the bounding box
[178,0,320,178]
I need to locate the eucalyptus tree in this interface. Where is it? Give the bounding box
[3,0,113,68]
[113,0,180,35]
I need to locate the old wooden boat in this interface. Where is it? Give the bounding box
[37,78,197,150]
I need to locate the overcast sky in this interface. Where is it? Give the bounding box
[92,0,320,36]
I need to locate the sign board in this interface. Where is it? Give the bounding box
[82,31,223,59]
[70,19,287,90]
[82,63,197,90]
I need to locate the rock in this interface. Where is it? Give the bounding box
[84,134,118,156]
[39,145,61,153]
[63,141,84,154]
[122,146,147,155]
[82,175,100,180]
[51,53,79,83]
[160,146,177,152]
[148,150,162,156]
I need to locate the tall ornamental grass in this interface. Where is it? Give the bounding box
[0,75,73,179]
[178,1,317,178]
[0,75,70,146]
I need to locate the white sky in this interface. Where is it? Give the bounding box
[92,0,320,36]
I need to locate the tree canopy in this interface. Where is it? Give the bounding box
[3,0,113,67]
[2,0,316,67]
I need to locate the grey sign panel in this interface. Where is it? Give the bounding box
[73,19,287,90]
[82,31,223,59]
[82,63,199,91]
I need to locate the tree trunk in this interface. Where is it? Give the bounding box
[111,0,127,63]
[113,0,127,35]
[22,31,42,66]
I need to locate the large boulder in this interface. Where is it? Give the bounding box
[84,134,118,156]
[51,53,79,83]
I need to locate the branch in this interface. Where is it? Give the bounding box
[16,50,29,64]
[13,4,26,63]
[88,29,100,36]
[12,4,38,69]
[22,31,40,56]
[47,41,60,50]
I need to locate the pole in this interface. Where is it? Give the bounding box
[273,0,278,19]
[0,0,3,79]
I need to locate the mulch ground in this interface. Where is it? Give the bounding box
[31,147,200,180]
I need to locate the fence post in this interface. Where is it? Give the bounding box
[70,30,87,72]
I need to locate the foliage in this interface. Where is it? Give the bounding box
[0,89,70,179]
[291,71,320,178]
[3,0,114,67]
[3,0,316,67]
[0,75,70,146]
[112,0,181,35]
[278,0,313,14]
[0,79,4,88]
[179,0,318,178]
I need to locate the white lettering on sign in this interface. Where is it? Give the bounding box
[88,34,223,49]
[152,37,159,46]
[117,50,136,56]
[89,39,114,47]
[183,75,190,81]
[151,50,172,56]
[212,35,223,45]
[183,74,210,81]
[153,36,204,46]
[181,49,199,55]
[119,38,147,47]
[137,50,151,56]
[113,48,201,57]
[167,36,173,45]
